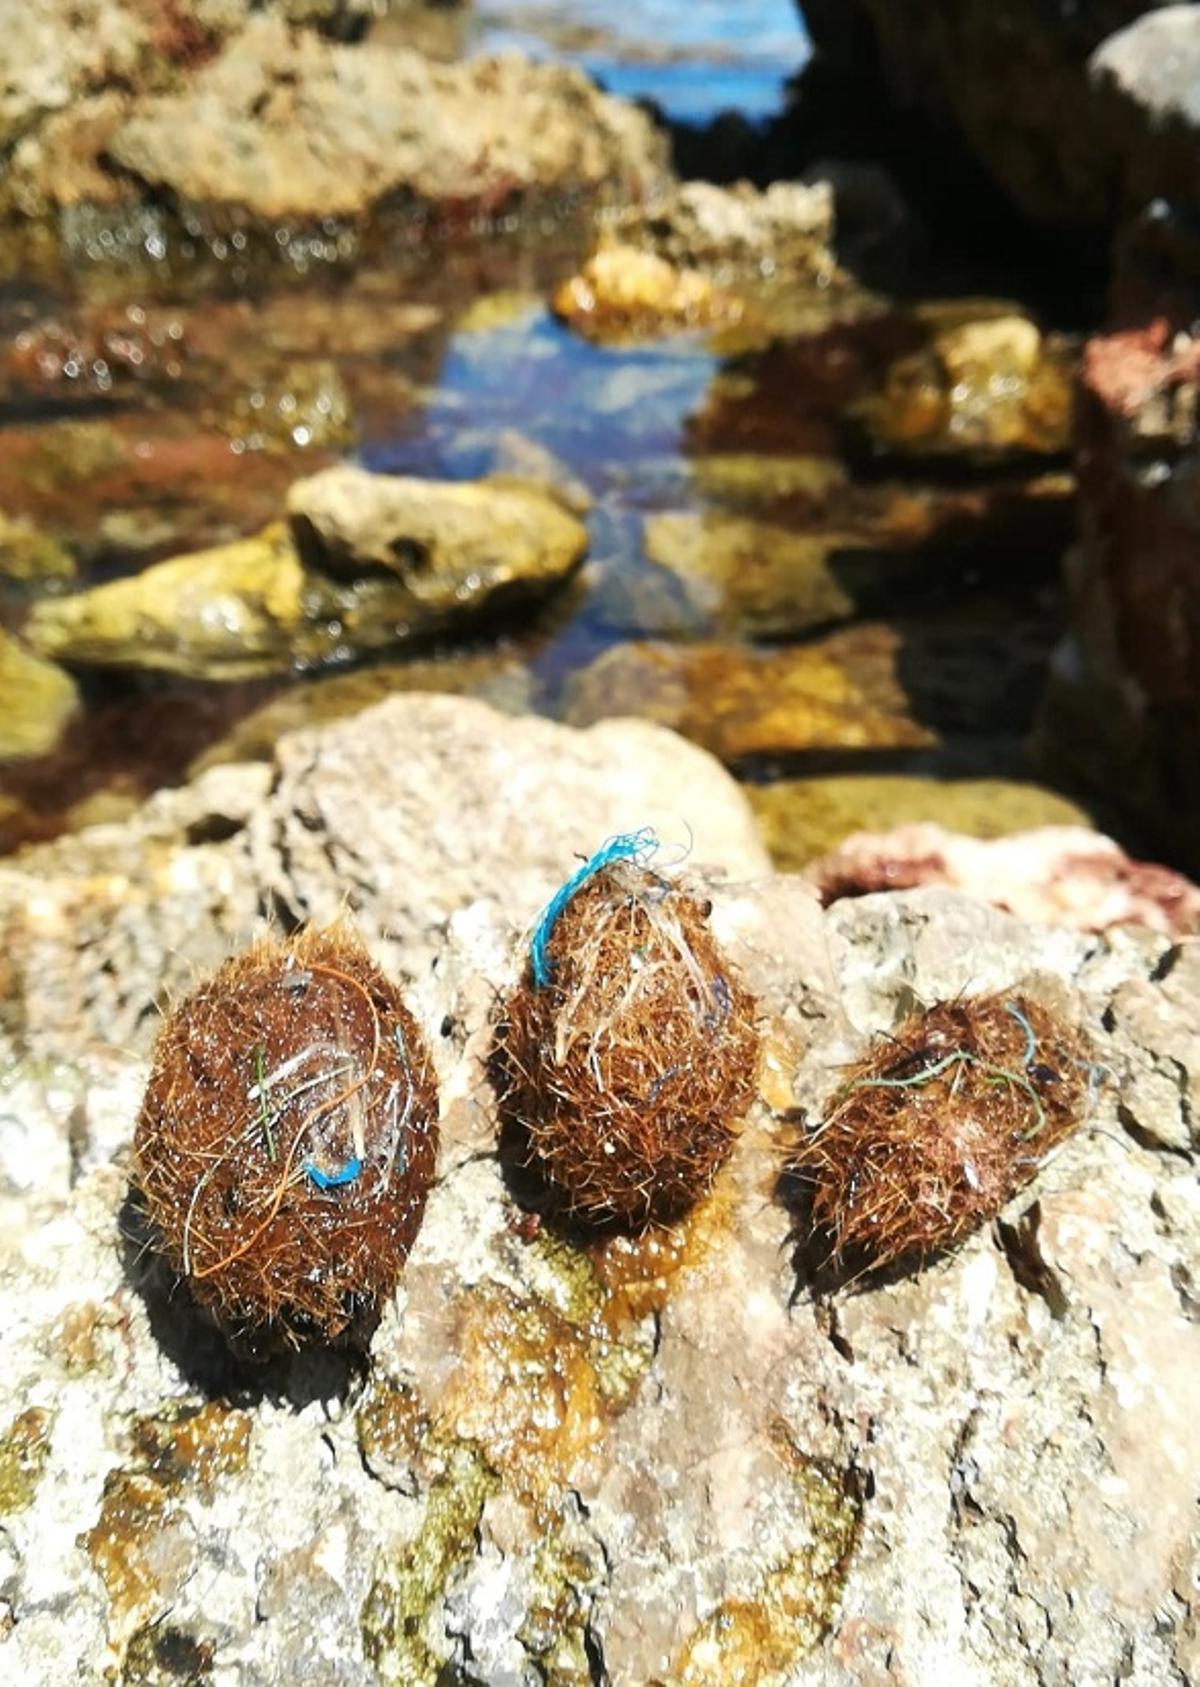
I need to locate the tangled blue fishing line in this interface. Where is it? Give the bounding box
[531,827,661,987]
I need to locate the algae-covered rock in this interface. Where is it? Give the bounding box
[287,463,588,605]
[0,511,75,583]
[25,469,586,679]
[0,628,79,758]
[860,306,1074,460]
[212,357,354,455]
[748,774,1095,871]
[564,639,934,764]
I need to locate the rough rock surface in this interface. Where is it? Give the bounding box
[798,0,1179,225]
[1037,320,1200,874]
[807,821,1200,936]
[0,695,1197,1685]
[24,471,585,679]
[4,13,668,233]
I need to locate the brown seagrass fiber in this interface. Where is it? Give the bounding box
[794,992,1090,1276]
[134,923,438,1350]
[492,862,760,1229]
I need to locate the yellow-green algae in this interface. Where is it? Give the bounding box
[0,1406,54,1514]
[664,1436,862,1686]
[361,1437,499,1687]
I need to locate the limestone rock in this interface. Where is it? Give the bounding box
[0,688,1195,1681]
[0,628,79,759]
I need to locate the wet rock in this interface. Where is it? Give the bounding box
[749,775,1094,872]
[24,469,584,678]
[0,511,75,583]
[552,245,739,340]
[28,16,668,233]
[857,305,1074,461]
[563,638,935,764]
[1037,320,1200,873]
[287,463,587,603]
[640,473,1071,638]
[0,690,1197,1682]
[552,180,845,342]
[187,651,535,775]
[211,356,355,454]
[0,629,79,759]
[807,822,1200,936]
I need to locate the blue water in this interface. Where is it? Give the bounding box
[473,0,810,124]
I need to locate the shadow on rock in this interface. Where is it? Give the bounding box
[119,1184,369,1410]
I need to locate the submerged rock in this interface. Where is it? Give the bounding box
[563,638,935,763]
[857,305,1074,460]
[24,471,585,679]
[0,695,1196,1682]
[749,774,1094,871]
[0,510,75,583]
[0,628,79,759]
[552,179,844,342]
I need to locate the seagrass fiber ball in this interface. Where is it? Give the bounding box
[793,992,1090,1275]
[492,853,760,1229]
[134,923,439,1349]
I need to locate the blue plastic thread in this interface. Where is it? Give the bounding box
[1004,1001,1038,1068]
[531,828,659,987]
[304,1156,363,1191]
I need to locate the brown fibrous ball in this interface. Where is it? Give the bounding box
[793,992,1091,1275]
[491,862,760,1229]
[134,923,439,1349]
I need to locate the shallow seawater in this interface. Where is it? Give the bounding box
[0,2,1113,863]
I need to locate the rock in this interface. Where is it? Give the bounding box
[24,470,586,679]
[639,473,1071,638]
[1036,320,1200,873]
[857,305,1074,461]
[806,821,1200,937]
[287,463,587,603]
[552,245,740,340]
[0,695,768,1053]
[22,16,668,232]
[0,690,1197,1681]
[0,511,75,583]
[565,610,1055,764]
[187,652,535,775]
[797,0,1168,225]
[563,638,935,764]
[552,180,846,342]
[748,775,1095,872]
[1089,6,1200,215]
[0,628,79,759]
[210,357,354,455]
